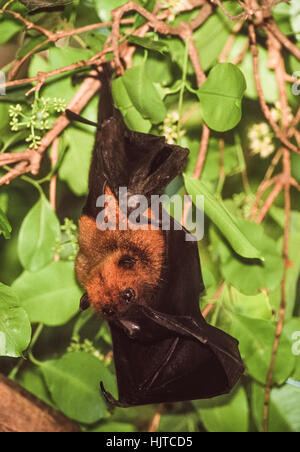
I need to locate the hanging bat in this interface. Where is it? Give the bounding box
[66,65,244,407]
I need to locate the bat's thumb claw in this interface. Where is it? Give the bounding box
[100,382,130,408]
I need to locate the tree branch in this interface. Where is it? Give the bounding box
[0,374,80,432]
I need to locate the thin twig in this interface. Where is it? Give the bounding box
[49,138,59,212]
[148,403,164,432]
[248,24,299,154]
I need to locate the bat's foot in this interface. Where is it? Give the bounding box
[100,382,130,408]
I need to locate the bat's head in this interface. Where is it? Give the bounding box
[84,249,158,319]
[76,216,165,319]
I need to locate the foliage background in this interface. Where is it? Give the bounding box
[0,0,300,433]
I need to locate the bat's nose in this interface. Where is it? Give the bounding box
[102,304,116,317]
[120,288,136,304]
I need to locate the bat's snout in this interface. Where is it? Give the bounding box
[102,304,116,317]
[120,288,136,304]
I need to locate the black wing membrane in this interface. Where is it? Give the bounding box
[101,226,244,407]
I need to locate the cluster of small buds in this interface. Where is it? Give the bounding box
[270,101,294,127]
[160,0,190,21]
[67,338,105,362]
[233,192,256,219]
[53,97,67,113]
[26,133,42,149]
[9,104,23,131]
[9,96,67,149]
[248,123,275,159]
[54,218,79,261]
[160,111,185,144]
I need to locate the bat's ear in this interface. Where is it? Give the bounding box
[80,293,90,311]
[128,134,189,199]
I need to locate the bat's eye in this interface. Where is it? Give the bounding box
[102,304,116,317]
[120,288,136,304]
[118,255,136,269]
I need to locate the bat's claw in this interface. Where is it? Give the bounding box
[100,382,130,408]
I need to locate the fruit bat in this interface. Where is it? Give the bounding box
[66,65,244,407]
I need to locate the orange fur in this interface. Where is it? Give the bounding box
[76,186,165,318]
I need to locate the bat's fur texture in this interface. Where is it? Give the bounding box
[76,186,165,318]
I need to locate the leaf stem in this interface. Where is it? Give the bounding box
[28,323,44,367]
[21,175,44,196]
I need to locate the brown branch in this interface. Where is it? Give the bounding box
[0,47,112,93]
[211,0,248,21]
[256,180,282,223]
[248,23,299,154]
[265,20,300,61]
[49,138,59,212]
[262,31,292,432]
[193,124,210,179]
[263,152,291,433]
[250,176,278,220]
[3,9,55,39]
[8,19,134,80]
[0,150,35,166]
[111,1,213,72]
[0,69,101,187]
[0,374,80,432]
[0,161,30,186]
[219,18,246,63]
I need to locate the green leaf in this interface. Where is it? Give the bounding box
[89,422,137,433]
[0,284,31,358]
[0,20,23,45]
[291,0,300,40]
[221,311,295,385]
[85,32,107,53]
[18,195,60,272]
[252,382,300,432]
[211,220,284,295]
[0,207,12,239]
[59,127,94,196]
[122,64,167,124]
[112,76,152,133]
[158,413,198,432]
[17,367,55,408]
[94,0,127,21]
[183,175,261,260]
[194,386,249,433]
[192,2,244,71]
[222,285,272,321]
[12,261,82,326]
[128,36,168,54]
[284,318,300,380]
[196,63,246,132]
[41,352,116,424]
